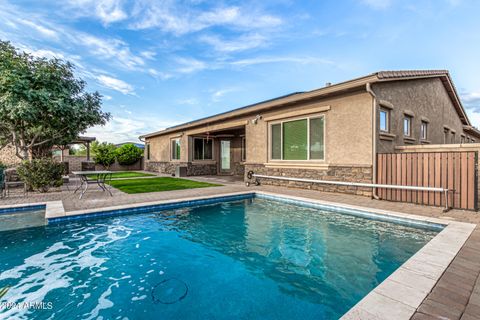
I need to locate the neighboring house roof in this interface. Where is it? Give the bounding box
[141,70,475,139]
[115,142,145,149]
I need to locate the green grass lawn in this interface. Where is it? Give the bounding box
[107,177,221,194]
[87,171,155,179]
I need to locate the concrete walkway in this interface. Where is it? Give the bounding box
[1,175,479,319]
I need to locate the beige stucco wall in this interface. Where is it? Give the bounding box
[145,90,374,168]
[246,90,373,166]
[373,78,477,153]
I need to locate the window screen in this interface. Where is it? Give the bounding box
[309,117,324,160]
[282,119,308,160]
[171,139,180,160]
[271,123,282,159]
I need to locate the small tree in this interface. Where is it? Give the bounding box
[93,143,116,170]
[116,144,143,165]
[0,41,110,160]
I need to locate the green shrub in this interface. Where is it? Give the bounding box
[17,159,64,192]
[93,142,116,169]
[116,144,143,165]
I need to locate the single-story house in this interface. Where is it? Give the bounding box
[140,70,480,195]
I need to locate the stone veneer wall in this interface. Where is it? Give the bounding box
[145,161,217,176]
[244,164,373,196]
[0,145,21,167]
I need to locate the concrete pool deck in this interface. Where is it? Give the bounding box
[1,175,480,319]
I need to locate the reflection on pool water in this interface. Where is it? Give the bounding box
[0,198,438,319]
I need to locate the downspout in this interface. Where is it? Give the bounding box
[366,83,380,200]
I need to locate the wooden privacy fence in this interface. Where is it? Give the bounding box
[376,152,478,210]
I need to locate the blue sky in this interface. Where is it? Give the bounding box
[1,0,480,143]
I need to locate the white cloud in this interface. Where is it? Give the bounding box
[76,34,145,70]
[96,75,135,95]
[148,68,173,80]
[86,115,185,143]
[230,56,334,67]
[461,91,480,113]
[466,109,480,129]
[65,0,127,25]
[211,88,238,102]
[129,2,282,35]
[140,50,157,60]
[200,33,268,52]
[18,19,59,40]
[177,98,199,105]
[175,57,207,74]
[361,0,393,9]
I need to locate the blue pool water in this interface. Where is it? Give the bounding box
[0,197,438,319]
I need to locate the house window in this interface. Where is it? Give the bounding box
[193,138,213,160]
[420,121,428,140]
[379,109,389,132]
[403,116,411,137]
[146,144,150,160]
[241,137,246,162]
[171,138,181,160]
[461,135,465,143]
[451,132,456,143]
[444,129,450,143]
[270,115,324,161]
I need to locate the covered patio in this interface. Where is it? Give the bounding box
[186,125,246,176]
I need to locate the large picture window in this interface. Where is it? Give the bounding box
[193,138,213,160]
[171,138,181,160]
[270,116,324,161]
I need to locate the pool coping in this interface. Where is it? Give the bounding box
[2,191,476,319]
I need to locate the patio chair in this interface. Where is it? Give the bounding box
[3,168,27,197]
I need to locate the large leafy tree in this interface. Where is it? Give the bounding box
[0,41,110,160]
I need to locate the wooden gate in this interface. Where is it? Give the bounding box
[376,152,478,210]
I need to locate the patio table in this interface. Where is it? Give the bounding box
[72,171,113,199]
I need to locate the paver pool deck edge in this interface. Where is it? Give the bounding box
[3,190,476,320]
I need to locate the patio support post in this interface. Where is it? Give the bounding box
[86,142,90,161]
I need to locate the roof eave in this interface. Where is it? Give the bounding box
[141,74,377,139]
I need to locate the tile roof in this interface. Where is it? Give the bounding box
[376,70,449,79]
[141,70,473,138]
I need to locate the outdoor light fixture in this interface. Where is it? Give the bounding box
[251,115,262,125]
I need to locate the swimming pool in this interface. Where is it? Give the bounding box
[0,205,46,232]
[0,195,440,319]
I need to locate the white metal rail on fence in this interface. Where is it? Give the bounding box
[247,172,451,211]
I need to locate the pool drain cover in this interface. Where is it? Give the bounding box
[151,278,188,304]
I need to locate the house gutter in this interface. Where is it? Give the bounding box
[366,83,379,200]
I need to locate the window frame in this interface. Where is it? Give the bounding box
[451,131,456,144]
[146,143,151,160]
[444,128,450,144]
[171,138,181,161]
[269,114,326,162]
[241,137,246,162]
[379,108,390,133]
[192,137,214,161]
[420,121,428,140]
[403,116,412,137]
